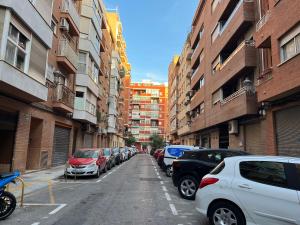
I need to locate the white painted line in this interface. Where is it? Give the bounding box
[169,204,178,215]
[31,223,40,225]
[108,172,112,175]
[24,203,61,206]
[160,181,164,185]
[96,179,102,183]
[42,216,49,219]
[49,204,67,215]
[165,192,171,201]
[162,186,167,192]
[102,175,107,179]
[158,176,161,179]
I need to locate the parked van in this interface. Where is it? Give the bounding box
[163,145,200,177]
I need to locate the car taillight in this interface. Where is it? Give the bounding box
[199,177,219,189]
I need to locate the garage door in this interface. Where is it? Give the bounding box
[245,122,264,154]
[275,106,300,157]
[52,126,70,167]
[84,134,93,148]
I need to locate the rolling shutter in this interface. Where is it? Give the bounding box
[84,134,93,148]
[245,122,264,154]
[52,126,70,167]
[275,106,300,157]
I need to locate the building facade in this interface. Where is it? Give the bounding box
[128,81,168,150]
[0,0,130,173]
[168,0,300,156]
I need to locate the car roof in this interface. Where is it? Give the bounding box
[224,155,300,162]
[184,149,248,153]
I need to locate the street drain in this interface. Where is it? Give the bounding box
[139,177,161,181]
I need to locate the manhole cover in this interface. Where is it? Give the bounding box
[140,177,161,181]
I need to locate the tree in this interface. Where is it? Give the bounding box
[125,135,137,146]
[149,134,165,151]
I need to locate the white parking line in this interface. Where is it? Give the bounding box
[96,179,102,183]
[165,192,171,201]
[169,204,178,215]
[49,204,67,215]
[102,175,107,179]
[31,223,40,225]
[160,181,164,185]
[158,176,161,179]
[162,186,167,192]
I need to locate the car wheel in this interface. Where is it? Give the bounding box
[166,166,173,177]
[208,201,246,225]
[178,175,198,200]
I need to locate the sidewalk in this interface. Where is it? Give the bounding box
[7,166,65,199]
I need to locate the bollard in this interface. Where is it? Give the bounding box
[15,177,25,207]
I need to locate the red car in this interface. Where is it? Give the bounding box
[65,148,108,178]
[153,149,163,160]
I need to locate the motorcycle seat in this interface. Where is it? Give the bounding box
[0,173,16,179]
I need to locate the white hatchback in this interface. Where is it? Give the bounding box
[195,156,300,225]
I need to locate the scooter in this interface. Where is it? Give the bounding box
[0,171,20,220]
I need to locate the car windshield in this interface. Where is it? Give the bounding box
[73,150,98,159]
[104,149,111,156]
[113,148,119,154]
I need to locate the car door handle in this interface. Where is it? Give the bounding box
[238,184,252,190]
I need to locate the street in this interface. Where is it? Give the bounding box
[1,154,208,225]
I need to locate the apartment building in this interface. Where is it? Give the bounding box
[168,56,180,144]
[128,81,168,150]
[253,0,300,156]
[0,0,54,172]
[106,10,130,147]
[73,0,103,148]
[169,0,300,156]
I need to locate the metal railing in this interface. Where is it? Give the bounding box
[256,11,270,31]
[53,84,75,109]
[61,0,80,28]
[220,86,255,105]
[58,38,78,68]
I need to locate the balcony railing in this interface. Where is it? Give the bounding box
[220,40,255,70]
[220,86,255,105]
[52,84,74,109]
[58,38,78,69]
[61,0,80,28]
[256,11,270,31]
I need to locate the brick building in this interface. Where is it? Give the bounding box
[128,81,168,150]
[168,0,300,156]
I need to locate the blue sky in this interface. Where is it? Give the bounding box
[104,0,198,83]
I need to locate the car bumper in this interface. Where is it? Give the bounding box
[65,166,98,176]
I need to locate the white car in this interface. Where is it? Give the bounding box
[195,156,300,225]
[163,145,201,177]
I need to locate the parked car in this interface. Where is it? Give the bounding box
[153,149,163,160]
[157,150,165,169]
[164,145,201,177]
[128,148,132,159]
[120,147,126,162]
[113,148,122,165]
[123,147,130,161]
[65,148,107,178]
[172,149,248,200]
[103,148,115,170]
[196,156,300,225]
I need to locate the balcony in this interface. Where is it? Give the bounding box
[178,124,190,136]
[190,88,204,110]
[213,40,256,89]
[212,0,255,57]
[76,73,99,97]
[0,61,48,102]
[256,11,270,32]
[52,84,74,113]
[57,38,78,73]
[190,114,205,133]
[61,0,80,35]
[208,87,257,126]
[73,98,97,124]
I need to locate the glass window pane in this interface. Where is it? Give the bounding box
[16,50,25,71]
[295,34,300,53]
[5,41,16,65]
[240,161,288,188]
[18,33,27,50]
[283,39,296,61]
[8,25,18,42]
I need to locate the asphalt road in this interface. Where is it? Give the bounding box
[1,154,208,225]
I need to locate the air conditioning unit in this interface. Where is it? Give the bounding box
[228,120,238,134]
[60,18,69,31]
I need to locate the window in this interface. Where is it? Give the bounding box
[212,56,221,74]
[212,89,222,105]
[5,24,29,71]
[240,161,288,188]
[51,19,57,34]
[280,24,300,62]
[199,50,204,64]
[200,76,205,88]
[76,91,84,98]
[78,52,87,73]
[199,25,204,40]
[200,102,205,114]
[211,23,220,43]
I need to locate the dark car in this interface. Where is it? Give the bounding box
[172,149,249,200]
[112,148,122,165]
[157,150,165,169]
[103,148,115,170]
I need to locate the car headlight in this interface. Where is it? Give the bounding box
[87,163,97,168]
